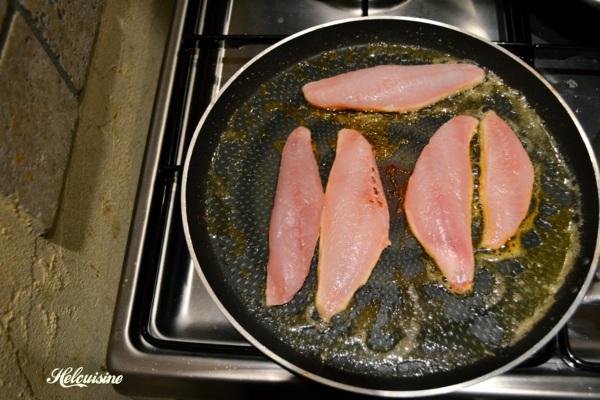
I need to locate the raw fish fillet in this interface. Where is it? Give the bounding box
[266,127,324,306]
[316,129,390,321]
[480,111,534,249]
[404,116,478,294]
[302,64,485,112]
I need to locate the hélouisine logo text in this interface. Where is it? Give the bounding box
[46,367,123,388]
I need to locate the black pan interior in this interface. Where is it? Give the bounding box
[184,19,598,391]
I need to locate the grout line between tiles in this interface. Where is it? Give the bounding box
[14,0,80,98]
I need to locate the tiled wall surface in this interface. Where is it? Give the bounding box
[0,2,175,398]
[0,0,105,234]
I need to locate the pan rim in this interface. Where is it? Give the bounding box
[181,16,600,397]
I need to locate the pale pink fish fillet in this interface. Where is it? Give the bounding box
[316,129,390,321]
[266,127,324,306]
[480,111,534,249]
[404,116,478,294]
[302,64,485,112]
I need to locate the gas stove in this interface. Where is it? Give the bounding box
[108,1,600,398]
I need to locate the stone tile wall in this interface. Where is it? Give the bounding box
[0,1,175,398]
[0,0,105,234]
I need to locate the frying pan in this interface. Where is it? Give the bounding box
[181,17,600,396]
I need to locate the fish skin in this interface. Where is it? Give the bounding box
[404,116,478,294]
[480,111,534,249]
[266,127,324,306]
[316,129,390,321]
[302,64,485,112]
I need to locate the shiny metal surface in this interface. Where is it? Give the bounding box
[584,279,600,305]
[569,304,600,363]
[368,0,499,40]
[181,16,600,397]
[535,57,600,148]
[227,0,499,40]
[149,258,248,345]
[228,0,360,34]
[568,279,600,363]
[462,372,600,398]
[582,0,600,10]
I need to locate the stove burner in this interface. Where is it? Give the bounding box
[107,0,600,397]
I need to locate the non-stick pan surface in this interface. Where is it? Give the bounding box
[181,18,599,396]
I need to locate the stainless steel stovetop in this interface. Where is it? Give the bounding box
[108,0,600,398]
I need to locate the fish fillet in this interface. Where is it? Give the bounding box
[302,64,485,112]
[480,111,534,249]
[316,129,390,321]
[266,127,324,306]
[404,116,478,294]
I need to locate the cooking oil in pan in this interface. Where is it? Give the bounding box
[204,43,582,378]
